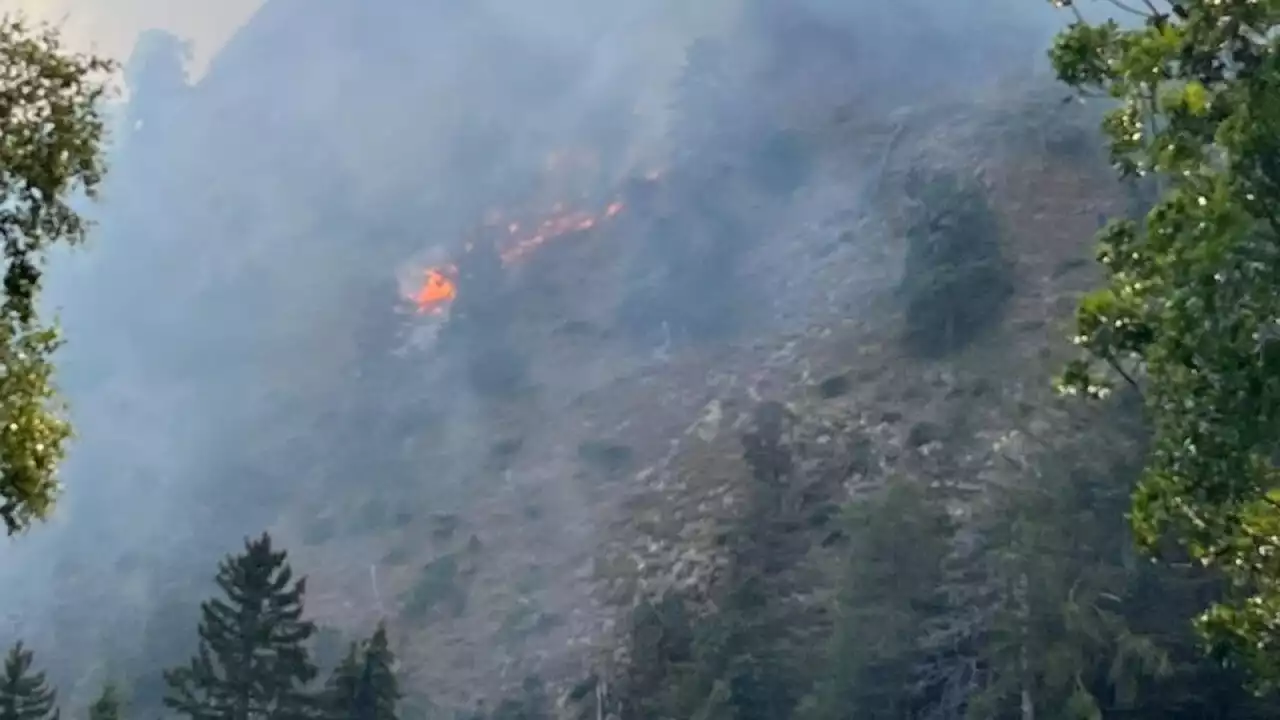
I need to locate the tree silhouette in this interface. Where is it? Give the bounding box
[322,624,399,720]
[0,642,58,720]
[163,533,318,720]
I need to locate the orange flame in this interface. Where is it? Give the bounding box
[413,265,458,314]
[409,197,626,314]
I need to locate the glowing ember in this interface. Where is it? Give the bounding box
[409,197,626,314]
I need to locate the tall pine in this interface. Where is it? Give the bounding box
[163,533,318,720]
[0,643,57,720]
[322,624,399,720]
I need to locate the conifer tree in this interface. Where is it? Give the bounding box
[322,624,399,720]
[0,642,58,720]
[800,477,955,720]
[163,532,318,720]
[87,683,121,720]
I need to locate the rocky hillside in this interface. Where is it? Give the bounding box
[17,1,1119,716]
[272,85,1124,715]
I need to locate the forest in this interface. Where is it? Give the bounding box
[4,0,1280,719]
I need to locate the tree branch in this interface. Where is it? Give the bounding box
[1103,0,1154,18]
[1105,355,1143,395]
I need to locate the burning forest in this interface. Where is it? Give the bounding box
[13,2,1235,720]
[409,195,627,317]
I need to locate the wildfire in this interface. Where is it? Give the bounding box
[413,265,458,315]
[410,198,625,315]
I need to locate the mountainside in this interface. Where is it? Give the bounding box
[7,0,1135,716]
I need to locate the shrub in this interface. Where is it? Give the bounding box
[898,168,1012,358]
[402,554,467,620]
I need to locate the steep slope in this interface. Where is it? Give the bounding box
[17,1,1107,716]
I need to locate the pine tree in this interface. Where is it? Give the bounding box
[321,646,360,720]
[87,683,121,720]
[967,406,1172,719]
[322,624,399,720]
[163,532,318,720]
[801,477,955,720]
[0,642,58,720]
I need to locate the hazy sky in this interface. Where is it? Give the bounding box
[6,0,263,75]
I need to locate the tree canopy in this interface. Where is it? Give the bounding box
[0,642,58,720]
[1049,0,1280,690]
[163,533,318,720]
[0,14,114,532]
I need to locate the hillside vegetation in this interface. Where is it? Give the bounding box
[5,1,1280,720]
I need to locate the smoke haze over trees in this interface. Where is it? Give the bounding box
[7,0,1280,718]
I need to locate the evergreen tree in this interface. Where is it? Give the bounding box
[322,624,399,720]
[969,418,1170,719]
[163,533,318,720]
[87,683,121,720]
[800,476,955,720]
[0,642,58,720]
[322,646,360,720]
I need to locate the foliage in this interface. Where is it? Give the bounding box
[798,476,955,720]
[87,683,122,720]
[899,167,1012,358]
[0,14,116,532]
[401,555,467,621]
[0,535,415,720]
[614,590,786,720]
[966,397,1280,718]
[609,403,815,720]
[0,643,58,720]
[321,624,399,720]
[1046,0,1280,690]
[162,533,318,720]
[968,403,1168,719]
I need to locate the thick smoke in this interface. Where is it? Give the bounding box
[3,0,1067,709]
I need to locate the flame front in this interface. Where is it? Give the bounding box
[410,197,625,314]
